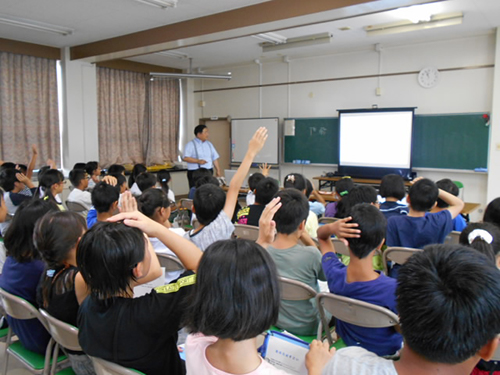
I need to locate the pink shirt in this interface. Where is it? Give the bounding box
[185,334,290,375]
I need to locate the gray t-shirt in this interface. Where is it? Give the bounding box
[322,347,397,375]
[184,211,235,251]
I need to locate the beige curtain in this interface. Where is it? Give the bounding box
[145,79,180,165]
[97,67,148,167]
[0,52,60,167]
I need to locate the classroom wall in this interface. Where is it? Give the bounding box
[189,34,497,222]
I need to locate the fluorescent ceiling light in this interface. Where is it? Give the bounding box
[134,0,177,9]
[156,51,189,59]
[0,14,73,36]
[150,72,232,80]
[392,5,432,23]
[252,32,287,44]
[261,32,332,53]
[365,12,463,37]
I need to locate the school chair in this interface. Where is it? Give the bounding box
[90,356,145,375]
[179,198,193,211]
[233,224,260,241]
[491,337,500,361]
[316,292,400,347]
[156,254,185,273]
[0,288,69,375]
[382,247,423,276]
[272,277,318,344]
[318,217,341,224]
[65,201,88,216]
[332,239,350,256]
[444,231,460,245]
[39,309,81,375]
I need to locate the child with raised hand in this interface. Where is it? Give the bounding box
[185,127,268,251]
[77,192,202,375]
[183,237,289,375]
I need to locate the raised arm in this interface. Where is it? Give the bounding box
[26,144,38,180]
[310,189,327,206]
[438,188,464,219]
[223,127,268,218]
[257,197,281,248]
[317,217,361,255]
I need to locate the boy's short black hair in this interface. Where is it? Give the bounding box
[195,175,219,188]
[484,197,500,227]
[255,178,279,205]
[380,174,406,201]
[17,164,27,174]
[0,168,18,192]
[397,244,500,364]
[305,179,314,198]
[184,239,280,341]
[348,203,386,259]
[69,169,87,188]
[273,188,309,235]
[85,161,99,176]
[408,178,438,212]
[336,185,378,219]
[77,222,146,301]
[110,173,127,190]
[459,222,500,264]
[136,172,157,193]
[435,178,459,208]
[194,124,207,136]
[0,162,16,172]
[192,168,212,186]
[73,163,86,171]
[193,184,226,225]
[248,173,265,191]
[91,182,120,213]
[108,164,125,175]
[283,173,306,192]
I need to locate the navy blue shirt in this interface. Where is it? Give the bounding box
[379,201,409,220]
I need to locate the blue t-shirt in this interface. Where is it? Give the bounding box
[379,201,409,220]
[453,214,467,232]
[321,252,402,356]
[0,256,51,354]
[386,210,453,249]
[87,208,97,229]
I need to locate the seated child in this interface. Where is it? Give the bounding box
[0,200,58,354]
[136,172,157,195]
[85,161,101,191]
[307,244,500,375]
[386,177,464,249]
[158,170,176,205]
[306,179,326,217]
[0,168,36,214]
[128,163,147,196]
[246,172,265,206]
[184,238,289,375]
[484,197,500,227]
[379,174,409,219]
[34,211,93,375]
[187,168,213,200]
[283,173,319,238]
[185,127,268,251]
[260,188,325,336]
[335,185,378,219]
[432,178,467,231]
[317,203,402,356]
[325,177,354,218]
[77,207,202,375]
[459,222,500,268]
[87,181,120,229]
[237,177,279,226]
[36,169,65,210]
[107,164,126,176]
[67,169,92,210]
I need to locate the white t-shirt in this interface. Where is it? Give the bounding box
[305,210,319,238]
[130,182,142,197]
[322,347,397,375]
[184,211,234,252]
[185,334,289,375]
[149,228,186,284]
[67,188,92,210]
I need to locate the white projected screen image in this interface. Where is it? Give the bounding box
[339,111,413,168]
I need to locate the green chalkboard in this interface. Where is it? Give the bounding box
[284,118,339,164]
[283,113,489,170]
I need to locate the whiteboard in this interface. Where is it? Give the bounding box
[231,118,279,164]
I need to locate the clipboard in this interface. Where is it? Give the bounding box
[259,331,310,375]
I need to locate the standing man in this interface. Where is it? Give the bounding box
[183,124,221,188]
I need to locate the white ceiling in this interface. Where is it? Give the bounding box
[1,0,500,70]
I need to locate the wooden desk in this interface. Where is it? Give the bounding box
[314,176,413,191]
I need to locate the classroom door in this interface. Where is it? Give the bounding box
[201,119,230,172]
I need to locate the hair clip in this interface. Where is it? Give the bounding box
[468,229,493,244]
[339,190,349,197]
[46,269,55,277]
[342,176,352,179]
[161,178,167,182]
[286,175,295,183]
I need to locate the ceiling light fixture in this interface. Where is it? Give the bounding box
[155,51,189,59]
[261,32,332,53]
[365,12,463,37]
[0,14,73,36]
[252,32,287,45]
[134,0,177,9]
[150,72,232,80]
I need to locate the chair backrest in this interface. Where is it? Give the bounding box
[382,247,422,275]
[233,224,260,241]
[66,201,88,213]
[156,253,185,272]
[331,238,350,256]
[316,292,400,345]
[444,231,460,245]
[39,309,82,352]
[0,288,44,324]
[278,277,317,301]
[90,356,144,375]
[491,337,500,361]
[180,199,193,210]
[318,217,340,224]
